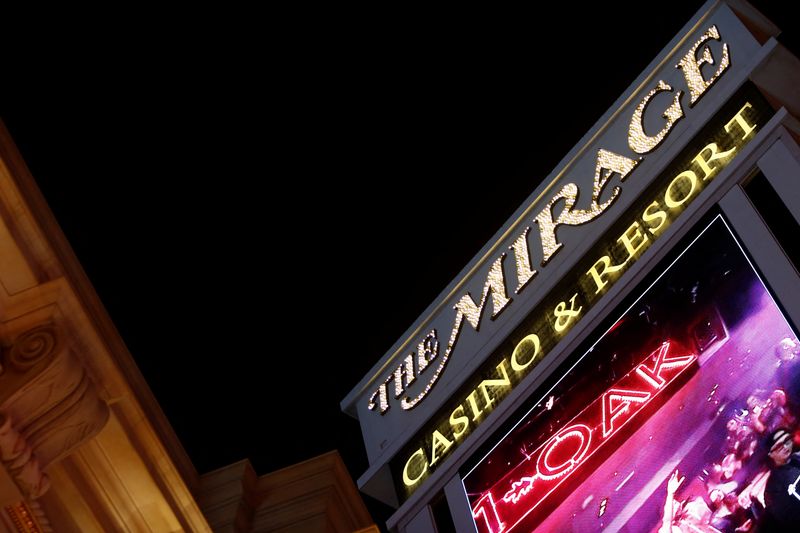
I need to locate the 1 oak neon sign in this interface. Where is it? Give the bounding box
[471,342,696,533]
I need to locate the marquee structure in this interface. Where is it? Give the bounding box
[343,1,800,531]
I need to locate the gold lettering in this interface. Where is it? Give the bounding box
[479,360,511,409]
[450,405,470,440]
[587,255,626,294]
[509,228,537,293]
[416,330,439,373]
[676,25,730,106]
[393,353,416,398]
[430,430,453,466]
[588,222,654,296]
[618,221,649,258]
[535,150,638,266]
[536,150,637,266]
[467,390,484,422]
[665,170,698,208]
[693,142,736,181]
[628,80,684,154]
[368,387,383,412]
[725,102,756,140]
[553,293,583,333]
[403,449,428,486]
[642,200,668,235]
[453,255,511,330]
[401,313,464,409]
[535,183,583,265]
[367,375,393,414]
[511,334,541,372]
[591,149,640,209]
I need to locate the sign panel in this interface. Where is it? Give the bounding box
[391,84,773,500]
[463,215,800,532]
[345,4,766,475]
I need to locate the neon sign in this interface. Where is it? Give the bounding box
[471,342,696,533]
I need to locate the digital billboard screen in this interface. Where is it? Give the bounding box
[463,214,800,532]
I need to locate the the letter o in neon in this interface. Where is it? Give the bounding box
[536,424,593,481]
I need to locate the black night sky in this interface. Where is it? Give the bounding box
[1,1,798,527]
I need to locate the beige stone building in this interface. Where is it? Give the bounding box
[0,124,378,532]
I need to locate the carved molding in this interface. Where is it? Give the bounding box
[0,324,109,499]
[3,501,50,533]
[6,328,59,374]
[0,121,212,531]
[0,415,47,501]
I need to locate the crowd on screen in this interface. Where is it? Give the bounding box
[659,337,800,533]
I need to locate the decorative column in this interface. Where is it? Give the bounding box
[0,324,109,505]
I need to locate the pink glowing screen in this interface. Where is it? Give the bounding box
[463,215,800,533]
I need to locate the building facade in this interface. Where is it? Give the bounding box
[0,103,377,532]
[342,1,800,531]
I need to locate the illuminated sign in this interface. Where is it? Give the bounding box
[368,25,732,416]
[392,87,771,499]
[471,341,696,533]
[463,216,800,532]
